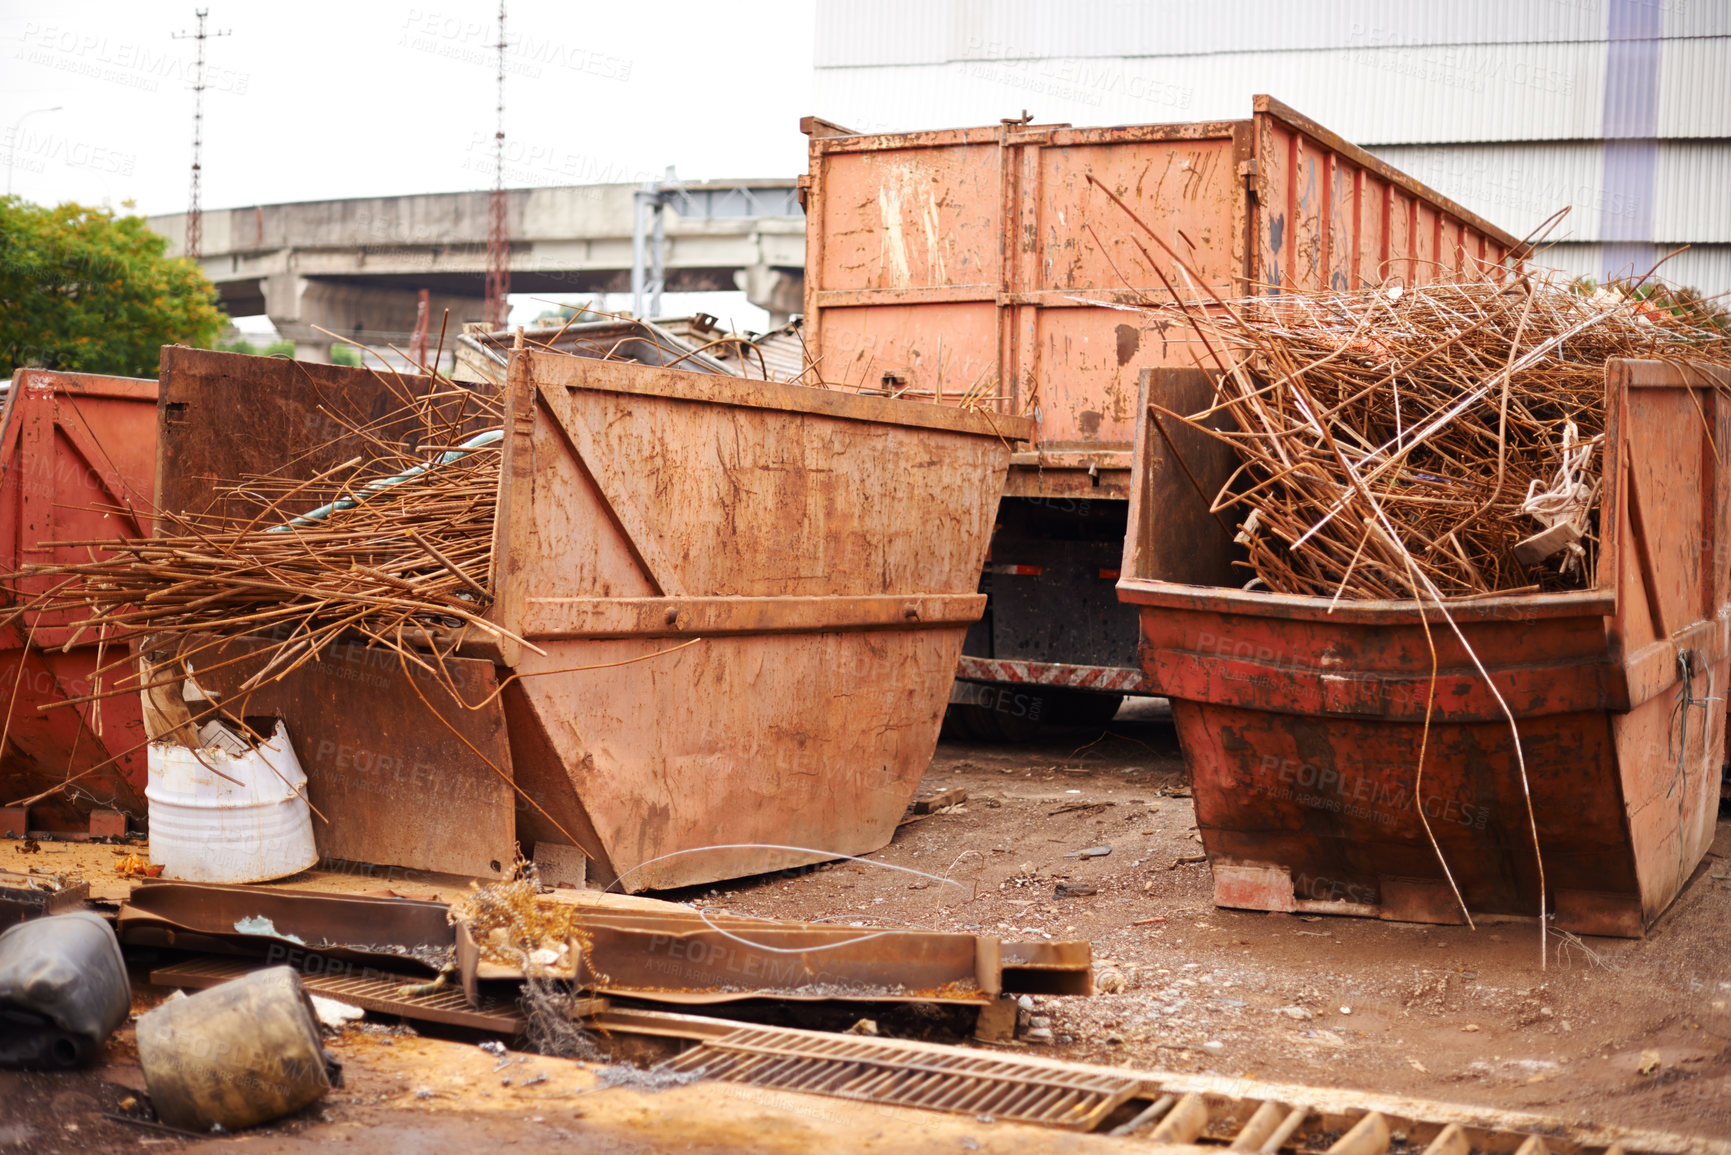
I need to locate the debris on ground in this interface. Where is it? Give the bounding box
[114,854,163,878]
[0,867,88,928]
[0,911,130,1068]
[449,863,1092,1006]
[136,966,338,1132]
[310,995,365,1029]
[0,93,1726,1155]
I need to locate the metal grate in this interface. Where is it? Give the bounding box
[152,955,523,1034]
[608,1010,1661,1151]
[659,1026,1141,1131]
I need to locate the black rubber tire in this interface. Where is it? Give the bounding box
[939,703,976,741]
[950,700,1043,743]
[1044,690,1125,728]
[943,687,1125,742]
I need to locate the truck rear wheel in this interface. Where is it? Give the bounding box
[948,701,1043,743]
[941,688,1124,742]
[1045,690,1124,728]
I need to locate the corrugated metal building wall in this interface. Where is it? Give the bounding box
[813,0,1731,296]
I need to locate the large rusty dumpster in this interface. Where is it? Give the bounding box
[0,369,158,830]
[151,347,1028,889]
[801,94,1524,727]
[491,355,1030,889]
[1115,361,1727,937]
[154,348,523,879]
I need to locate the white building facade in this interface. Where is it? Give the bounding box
[813,0,1730,295]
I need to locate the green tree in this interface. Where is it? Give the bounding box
[0,197,227,379]
[217,337,296,358]
[533,300,599,324]
[328,345,360,367]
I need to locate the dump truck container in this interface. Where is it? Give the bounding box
[1114,362,1728,937]
[800,95,1523,732]
[152,347,1028,889]
[0,369,158,831]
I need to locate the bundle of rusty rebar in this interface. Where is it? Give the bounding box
[1152,274,1731,599]
[1,371,513,708]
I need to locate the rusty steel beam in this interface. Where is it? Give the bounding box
[117,881,453,971]
[456,900,1092,1006]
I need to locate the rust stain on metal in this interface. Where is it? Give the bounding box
[190,636,518,880]
[495,355,1027,891]
[1118,361,1730,936]
[117,880,454,967]
[75,346,1026,892]
[802,95,1521,498]
[0,370,159,829]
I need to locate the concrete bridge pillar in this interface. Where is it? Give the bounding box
[262,274,487,363]
[735,264,804,328]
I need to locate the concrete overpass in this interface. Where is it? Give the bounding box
[147,180,806,360]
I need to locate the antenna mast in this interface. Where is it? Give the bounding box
[484,0,510,329]
[171,8,229,263]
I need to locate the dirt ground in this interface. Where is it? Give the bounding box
[704,701,1731,1142]
[0,1013,1158,1154]
[4,700,1729,1150]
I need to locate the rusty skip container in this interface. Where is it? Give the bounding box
[0,370,158,830]
[1115,362,1729,937]
[150,348,1029,890]
[801,95,1523,720]
[492,354,1031,890]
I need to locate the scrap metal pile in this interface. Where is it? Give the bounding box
[1148,275,1731,600]
[2,374,511,715]
[2,310,814,716]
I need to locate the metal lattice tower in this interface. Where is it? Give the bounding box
[171,9,228,264]
[484,0,510,329]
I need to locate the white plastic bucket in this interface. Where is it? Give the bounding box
[145,720,317,883]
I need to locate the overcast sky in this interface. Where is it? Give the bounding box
[1,1,816,215]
